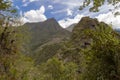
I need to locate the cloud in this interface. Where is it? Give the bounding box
[67,9,72,16]
[48,5,53,9]
[22,2,29,7]
[96,12,120,29]
[22,0,27,3]
[59,14,84,28]
[22,6,47,23]
[22,0,37,2]
[51,9,72,16]
[58,4,120,29]
[22,0,38,6]
[19,0,120,29]
[59,1,120,28]
[94,3,120,29]
[51,9,66,14]
[16,6,20,10]
[59,11,120,29]
[29,0,36,2]
[53,0,83,9]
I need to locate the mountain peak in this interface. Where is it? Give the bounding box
[74,17,99,30]
[46,18,57,22]
[24,17,70,51]
[72,17,109,33]
[66,23,77,32]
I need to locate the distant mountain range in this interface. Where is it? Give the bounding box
[65,23,77,32]
[23,17,117,64]
[24,18,71,53]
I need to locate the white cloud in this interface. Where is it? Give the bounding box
[51,9,72,16]
[22,0,27,3]
[20,0,120,29]
[96,12,120,29]
[51,9,66,14]
[67,9,72,16]
[54,1,120,29]
[16,6,20,10]
[22,0,37,2]
[53,0,83,9]
[48,5,54,9]
[22,0,38,6]
[22,6,47,23]
[59,5,120,29]
[94,2,120,29]
[59,11,120,29]
[29,0,38,2]
[59,14,84,28]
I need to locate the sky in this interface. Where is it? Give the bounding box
[12,0,120,28]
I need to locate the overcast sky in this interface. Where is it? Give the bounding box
[12,0,120,28]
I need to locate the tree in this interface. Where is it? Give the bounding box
[0,0,24,80]
[82,23,120,80]
[0,0,17,26]
[37,57,78,80]
[40,57,65,80]
[80,0,120,12]
[58,17,120,80]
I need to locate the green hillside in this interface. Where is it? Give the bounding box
[24,18,71,52]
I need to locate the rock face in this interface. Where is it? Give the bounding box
[71,17,109,48]
[72,17,99,32]
[24,18,71,51]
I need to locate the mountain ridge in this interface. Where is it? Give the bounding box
[65,23,77,32]
[24,18,71,52]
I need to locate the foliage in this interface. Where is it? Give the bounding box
[0,22,32,80]
[81,24,120,80]
[80,0,120,12]
[1,0,120,79]
[0,0,18,26]
[13,54,39,80]
[37,57,78,80]
[34,43,62,64]
[0,27,18,79]
[0,24,37,80]
[24,18,70,52]
[57,17,120,80]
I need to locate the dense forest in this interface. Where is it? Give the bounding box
[0,0,120,80]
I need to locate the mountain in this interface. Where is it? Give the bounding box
[72,17,110,48]
[57,17,117,69]
[65,23,77,32]
[57,17,103,64]
[24,18,71,52]
[114,28,120,34]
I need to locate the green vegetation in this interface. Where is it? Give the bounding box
[36,57,78,80]
[0,0,120,80]
[34,43,62,64]
[80,0,120,12]
[81,23,120,80]
[24,18,70,52]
